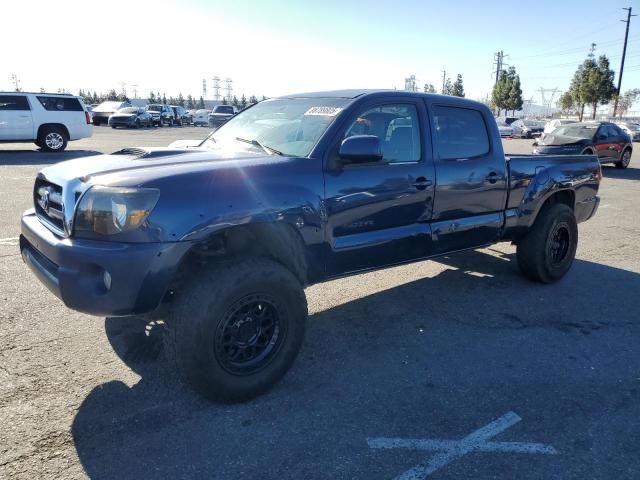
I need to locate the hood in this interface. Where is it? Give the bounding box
[537,134,589,146]
[168,139,203,148]
[39,147,291,187]
[209,112,233,117]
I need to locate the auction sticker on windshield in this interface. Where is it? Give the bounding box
[304,106,342,116]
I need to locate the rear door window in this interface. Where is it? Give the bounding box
[432,106,490,160]
[37,96,83,111]
[0,95,30,110]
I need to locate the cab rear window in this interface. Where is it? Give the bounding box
[37,96,83,111]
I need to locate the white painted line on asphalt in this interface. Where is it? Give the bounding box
[368,411,558,479]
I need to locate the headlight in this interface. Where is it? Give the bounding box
[74,186,160,235]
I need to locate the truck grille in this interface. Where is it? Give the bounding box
[34,178,65,235]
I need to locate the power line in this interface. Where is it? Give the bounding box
[513,34,640,61]
[614,7,637,117]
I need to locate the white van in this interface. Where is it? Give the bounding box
[0,92,92,152]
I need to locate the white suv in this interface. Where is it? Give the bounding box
[0,92,93,152]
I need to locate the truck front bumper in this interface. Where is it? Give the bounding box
[20,210,192,317]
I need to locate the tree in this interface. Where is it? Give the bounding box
[451,74,465,97]
[442,77,453,95]
[491,70,509,115]
[557,91,574,116]
[616,88,640,117]
[107,89,118,101]
[162,93,167,104]
[569,55,616,121]
[232,95,239,107]
[505,67,523,115]
[423,83,436,93]
[240,94,247,109]
[198,96,205,109]
[148,92,156,104]
[262,95,267,101]
[249,95,258,104]
[186,94,195,109]
[222,97,228,105]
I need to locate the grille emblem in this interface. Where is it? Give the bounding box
[38,189,50,213]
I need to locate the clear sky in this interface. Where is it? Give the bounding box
[1,0,638,106]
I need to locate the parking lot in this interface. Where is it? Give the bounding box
[1,127,640,479]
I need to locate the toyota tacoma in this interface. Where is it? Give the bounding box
[20,90,601,402]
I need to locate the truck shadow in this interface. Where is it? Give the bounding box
[601,165,640,181]
[71,249,640,479]
[0,150,101,165]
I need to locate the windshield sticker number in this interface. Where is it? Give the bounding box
[304,106,342,117]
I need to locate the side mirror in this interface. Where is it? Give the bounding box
[339,135,383,164]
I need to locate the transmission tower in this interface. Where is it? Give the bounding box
[212,76,221,100]
[537,88,560,117]
[132,83,139,99]
[404,75,418,92]
[225,78,233,102]
[202,78,207,99]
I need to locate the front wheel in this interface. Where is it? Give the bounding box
[516,203,578,283]
[164,257,307,402]
[38,126,68,152]
[616,149,631,169]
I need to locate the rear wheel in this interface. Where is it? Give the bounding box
[516,203,578,283]
[38,126,68,152]
[164,257,307,402]
[616,148,631,169]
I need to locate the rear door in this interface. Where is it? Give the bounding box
[428,103,508,254]
[0,94,33,140]
[36,96,85,139]
[323,97,436,275]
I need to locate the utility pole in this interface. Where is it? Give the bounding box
[10,73,20,92]
[493,51,503,86]
[441,70,447,94]
[613,7,636,118]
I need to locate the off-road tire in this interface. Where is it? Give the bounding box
[516,203,578,283]
[164,257,307,402]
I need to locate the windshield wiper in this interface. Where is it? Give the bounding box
[235,137,284,156]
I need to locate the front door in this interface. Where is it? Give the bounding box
[0,95,33,140]
[323,99,436,276]
[428,103,508,254]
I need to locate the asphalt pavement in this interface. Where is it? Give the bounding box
[1,127,639,479]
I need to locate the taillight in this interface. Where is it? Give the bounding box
[85,111,91,124]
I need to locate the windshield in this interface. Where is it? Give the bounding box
[213,105,235,114]
[147,105,162,112]
[118,107,138,114]
[523,120,542,127]
[200,98,350,157]
[553,125,597,138]
[94,101,123,112]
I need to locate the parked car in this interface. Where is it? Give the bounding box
[615,121,640,141]
[511,119,545,138]
[92,100,131,126]
[543,118,577,134]
[170,105,192,126]
[0,92,92,152]
[533,122,632,169]
[192,109,210,126]
[20,90,602,402]
[146,104,174,126]
[208,104,237,128]
[497,121,514,137]
[108,107,154,129]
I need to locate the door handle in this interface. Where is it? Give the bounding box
[412,177,433,190]
[486,172,501,184]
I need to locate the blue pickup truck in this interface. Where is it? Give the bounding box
[20,90,601,402]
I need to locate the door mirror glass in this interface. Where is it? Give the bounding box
[339,135,383,164]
